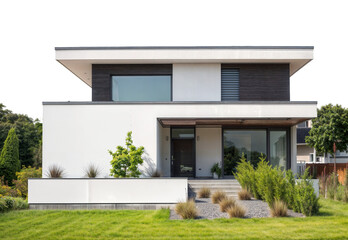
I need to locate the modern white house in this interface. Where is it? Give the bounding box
[29,46,317,208]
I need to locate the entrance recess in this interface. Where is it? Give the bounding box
[171,128,195,177]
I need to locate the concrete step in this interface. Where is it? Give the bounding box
[188,179,242,199]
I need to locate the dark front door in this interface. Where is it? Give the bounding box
[172,139,195,177]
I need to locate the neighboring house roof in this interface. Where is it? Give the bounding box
[55,46,314,87]
[297,127,311,144]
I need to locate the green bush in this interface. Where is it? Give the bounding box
[14,166,41,199]
[235,156,319,216]
[0,128,20,185]
[0,196,28,213]
[0,198,8,212]
[234,153,261,199]
[254,158,288,207]
[326,173,337,200]
[210,163,222,178]
[109,131,144,178]
[336,185,345,202]
[292,170,319,216]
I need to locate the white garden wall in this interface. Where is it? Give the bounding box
[28,178,187,204]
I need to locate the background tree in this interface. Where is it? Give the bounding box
[306,104,348,158]
[109,131,144,178]
[0,128,20,185]
[0,103,42,167]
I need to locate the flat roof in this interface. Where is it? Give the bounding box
[55,46,314,86]
[56,46,314,50]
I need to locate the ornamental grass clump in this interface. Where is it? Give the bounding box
[46,165,65,178]
[270,200,288,217]
[219,197,236,212]
[198,187,211,198]
[238,189,252,200]
[175,199,198,219]
[227,203,246,218]
[84,164,101,178]
[211,191,227,204]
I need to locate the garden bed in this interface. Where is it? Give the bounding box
[170,198,304,220]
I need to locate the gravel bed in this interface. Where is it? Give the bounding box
[170,198,304,220]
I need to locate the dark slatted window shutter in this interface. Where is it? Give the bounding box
[221,68,239,101]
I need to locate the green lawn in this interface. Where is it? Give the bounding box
[0,199,347,240]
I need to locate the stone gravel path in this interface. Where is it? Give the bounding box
[170,198,304,220]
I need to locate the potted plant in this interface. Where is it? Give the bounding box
[211,163,222,179]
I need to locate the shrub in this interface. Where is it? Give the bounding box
[210,163,222,178]
[318,173,327,197]
[326,173,337,200]
[238,189,252,200]
[0,128,20,185]
[219,197,236,212]
[0,177,20,197]
[12,197,28,209]
[0,196,28,212]
[292,170,319,216]
[175,200,198,219]
[255,159,288,207]
[227,203,246,218]
[109,131,144,178]
[345,170,348,202]
[46,165,65,178]
[3,196,14,209]
[234,153,260,199]
[336,185,345,201]
[13,166,41,199]
[197,187,211,198]
[0,198,8,212]
[270,200,288,217]
[84,164,100,178]
[211,191,227,204]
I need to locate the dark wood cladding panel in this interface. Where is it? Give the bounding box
[222,64,290,101]
[92,64,172,101]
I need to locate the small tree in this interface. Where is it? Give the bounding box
[109,131,144,178]
[306,104,348,159]
[0,128,20,185]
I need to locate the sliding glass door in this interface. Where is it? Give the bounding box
[223,130,266,176]
[223,128,289,177]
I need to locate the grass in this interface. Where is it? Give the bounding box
[219,197,236,212]
[270,200,287,217]
[238,189,252,200]
[197,187,211,198]
[227,203,246,218]
[211,191,227,204]
[175,200,198,219]
[0,198,347,239]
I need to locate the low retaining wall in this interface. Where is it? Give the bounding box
[28,178,187,206]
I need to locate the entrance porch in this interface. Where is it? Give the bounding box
[157,118,302,178]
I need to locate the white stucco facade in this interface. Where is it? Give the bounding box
[172,64,221,101]
[42,102,316,178]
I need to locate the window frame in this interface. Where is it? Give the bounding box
[110,74,173,102]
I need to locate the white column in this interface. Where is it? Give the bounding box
[291,126,297,175]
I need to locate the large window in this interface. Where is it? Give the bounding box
[223,130,266,176]
[223,129,289,176]
[270,131,287,170]
[112,75,171,102]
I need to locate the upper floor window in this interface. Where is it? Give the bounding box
[221,68,239,101]
[112,75,171,102]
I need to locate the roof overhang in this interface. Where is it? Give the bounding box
[55,46,314,87]
[158,117,309,128]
